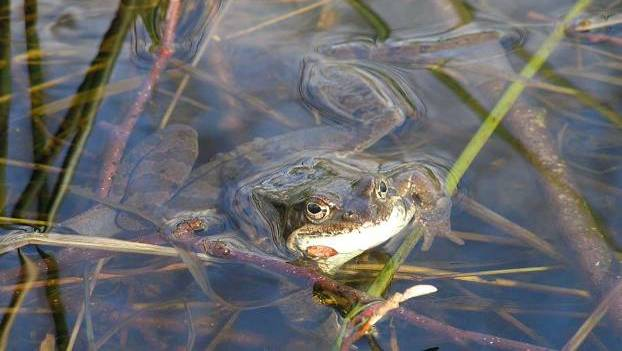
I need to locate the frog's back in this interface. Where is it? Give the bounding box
[164,127,344,215]
[166,56,419,215]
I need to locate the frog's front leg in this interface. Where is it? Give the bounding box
[163,208,232,242]
[160,208,234,297]
[393,164,463,250]
[60,124,198,236]
[300,57,420,152]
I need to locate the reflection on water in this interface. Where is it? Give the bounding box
[1,0,622,350]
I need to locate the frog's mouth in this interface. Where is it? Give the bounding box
[286,203,409,262]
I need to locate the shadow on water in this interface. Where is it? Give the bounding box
[1,0,622,350]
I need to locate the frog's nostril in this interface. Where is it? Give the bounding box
[343,211,357,221]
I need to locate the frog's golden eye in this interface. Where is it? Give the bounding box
[305,200,330,222]
[376,180,388,200]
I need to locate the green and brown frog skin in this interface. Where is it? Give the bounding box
[61,42,459,273]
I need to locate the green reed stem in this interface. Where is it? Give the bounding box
[11,1,138,226]
[365,226,423,297]
[447,0,474,25]
[333,225,424,350]
[345,0,390,41]
[445,0,592,194]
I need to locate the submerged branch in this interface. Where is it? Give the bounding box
[501,104,621,325]
[99,0,182,197]
[199,239,553,351]
[0,230,554,350]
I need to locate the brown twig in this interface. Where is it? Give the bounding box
[392,307,554,351]
[199,239,554,350]
[342,301,557,351]
[0,231,562,349]
[160,0,231,128]
[99,0,182,197]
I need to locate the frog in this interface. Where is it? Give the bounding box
[61,45,458,274]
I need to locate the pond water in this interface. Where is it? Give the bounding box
[1,0,621,350]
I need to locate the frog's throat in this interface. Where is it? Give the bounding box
[287,202,410,256]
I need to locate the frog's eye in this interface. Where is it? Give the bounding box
[305,200,330,222]
[376,180,388,200]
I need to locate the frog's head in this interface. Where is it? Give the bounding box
[251,157,452,273]
[249,158,415,272]
[283,173,410,270]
